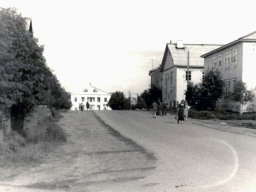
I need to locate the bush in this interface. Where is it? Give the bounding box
[188,109,215,119]
[46,123,66,142]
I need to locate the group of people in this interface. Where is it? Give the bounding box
[151,99,168,118]
[151,99,189,124]
[79,102,90,111]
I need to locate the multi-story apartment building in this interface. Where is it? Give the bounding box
[70,86,112,110]
[160,41,221,107]
[201,31,256,112]
[149,66,162,89]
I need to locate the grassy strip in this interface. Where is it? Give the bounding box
[0,113,66,180]
[188,109,256,120]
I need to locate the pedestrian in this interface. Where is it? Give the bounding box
[157,99,162,116]
[151,101,158,118]
[86,102,90,110]
[81,103,84,111]
[162,100,167,115]
[184,102,189,120]
[177,104,185,124]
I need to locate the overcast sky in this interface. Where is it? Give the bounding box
[1,0,256,95]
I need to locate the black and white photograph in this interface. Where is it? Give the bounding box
[0,0,256,191]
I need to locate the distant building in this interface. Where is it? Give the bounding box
[149,66,162,89]
[160,41,222,107]
[70,86,112,110]
[201,31,256,112]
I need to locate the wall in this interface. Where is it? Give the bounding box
[176,67,204,106]
[242,42,256,90]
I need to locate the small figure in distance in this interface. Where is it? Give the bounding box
[86,102,90,111]
[151,100,158,118]
[177,104,185,124]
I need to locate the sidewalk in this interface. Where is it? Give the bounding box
[188,117,256,138]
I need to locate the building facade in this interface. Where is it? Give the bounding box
[201,31,256,112]
[160,41,221,107]
[149,66,162,89]
[70,86,112,110]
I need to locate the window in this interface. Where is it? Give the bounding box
[232,78,237,91]
[225,80,231,95]
[218,55,222,66]
[87,97,95,102]
[225,52,232,69]
[81,97,85,102]
[104,98,108,102]
[170,71,173,84]
[74,97,77,102]
[206,59,211,71]
[186,71,191,80]
[232,49,238,68]
[202,71,204,80]
[97,97,101,102]
[212,57,218,69]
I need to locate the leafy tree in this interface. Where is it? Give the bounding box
[140,85,162,108]
[185,70,224,110]
[108,91,127,110]
[230,81,255,114]
[136,96,147,109]
[0,8,71,130]
[185,82,201,109]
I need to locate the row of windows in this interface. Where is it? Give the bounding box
[74,97,108,103]
[206,49,238,71]
[224,78,237,95]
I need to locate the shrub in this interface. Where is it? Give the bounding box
[46,123,66,142]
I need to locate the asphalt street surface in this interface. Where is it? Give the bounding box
[1,110,256,192]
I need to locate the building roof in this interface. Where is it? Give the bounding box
[149,66,161,76]
[201,31,256,58]
[72,85,111,95]
[160,42,222,72]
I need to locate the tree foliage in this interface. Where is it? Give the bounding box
[140,85,162,108]
[185,70,224,110]
[108,91,130,110]
[0,8,71,123]
[231,81,255,105]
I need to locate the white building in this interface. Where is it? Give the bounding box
[201,31,256,112]
[160,41,221,107]
[70,86,112,110]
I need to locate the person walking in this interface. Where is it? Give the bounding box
[177,104,185,124]
[86,102,90,111]
[157,99,162,116]
[184,102,189,120]
[151,101,158,118]
[162,100,167,115]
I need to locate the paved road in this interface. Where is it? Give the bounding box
[1,110,256,192]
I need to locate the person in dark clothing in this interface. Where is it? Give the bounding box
[86,102,90,110]
[177,104,185,124]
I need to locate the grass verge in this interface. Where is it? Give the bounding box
[0,112,66,180]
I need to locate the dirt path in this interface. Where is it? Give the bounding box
[0,111,156,192]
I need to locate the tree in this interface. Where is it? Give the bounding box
[108,91,127,110]
[136,96,147,109]
[185,70,224,110]
[230,81,255,114]
[140,85,162,108]
[0,8,71,130]
[185,82,201,109]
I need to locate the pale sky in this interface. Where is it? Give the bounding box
[1,0,256,95]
